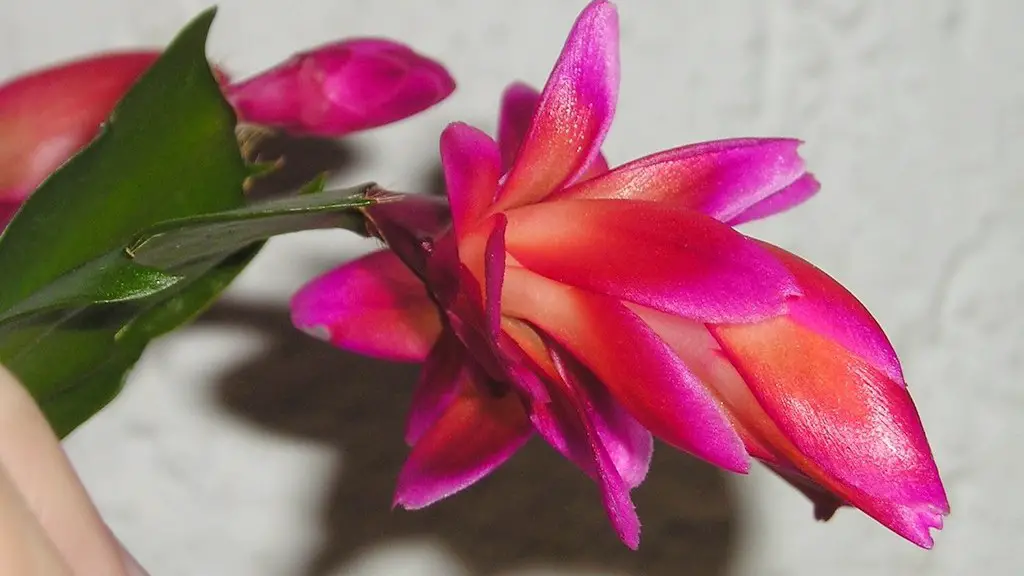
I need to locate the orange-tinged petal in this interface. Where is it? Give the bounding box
[502,267,749,473]
[492,0,619,211]
[759,240,905,384]
[496,81,609,182]
[504,199,797,323]
[711,318,948,548]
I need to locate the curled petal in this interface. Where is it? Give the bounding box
[504,199,798,323]
[494,0,619,210]
[759,240,905,385]
[405,330,465,445]
[394,373,531,510]
[448,235,553,404]
[290,249,440,362]
[503,267,749,473]
[710,318,948,548]
[554,138,815,223]
[226,38,454,137]
[727,173,820,226]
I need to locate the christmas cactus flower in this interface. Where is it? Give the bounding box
[0,39,454,230]
[291,0,948,549]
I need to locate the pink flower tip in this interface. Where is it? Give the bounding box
[225,38,456,137]
[902,500,950,549]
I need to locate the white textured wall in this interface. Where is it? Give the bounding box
[2,1,1021,574]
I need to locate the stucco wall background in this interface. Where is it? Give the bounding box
[2,0,1021,574]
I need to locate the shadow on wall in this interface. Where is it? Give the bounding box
[202,301,739,576]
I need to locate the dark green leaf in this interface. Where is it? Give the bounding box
[129,184,376,269]
[0,7,383,437]
[0,8,255,436]
[39,244,262,437]
[0,8,246,314]
[0,251,182,325]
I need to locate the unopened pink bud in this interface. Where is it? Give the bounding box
[225,38,455,137]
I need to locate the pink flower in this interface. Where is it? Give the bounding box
[224,39,455,137]
[292,0,948,549]
[0,40,454,230]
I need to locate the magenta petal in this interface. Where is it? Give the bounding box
[497,81,610,181]
[578,371,653,489]
[290,249,440,362]
[552,345,653,488]
[226,38,455,137]
[503,268,749,473]
[483,213,509,337]
[521,348,652,490]
[505,199,798,323]
[443,264,552,404]
[554,138,814,223]
[710,318,948,547]
[497,82,541,172]
[494,0,620,210]
[394,375,531,510]
[405,330,465,445]
[759,240,905,384]
[1,199,21,231]
[727,173,820,226]
[575,152,611,184]
[440,122,502,237]
[548,343,641,548]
